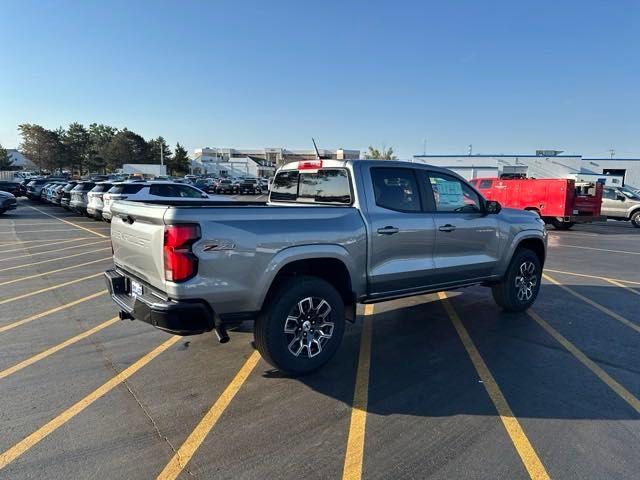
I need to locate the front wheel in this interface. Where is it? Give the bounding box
[492,248,542,312]
[631,211,640,228]
[254,276,345,375]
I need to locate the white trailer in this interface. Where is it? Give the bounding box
[121,164,167,177]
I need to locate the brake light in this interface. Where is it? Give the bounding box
[164,224,201,282]
[298,160,323,170]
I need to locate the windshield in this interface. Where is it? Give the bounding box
[620,188,640,199]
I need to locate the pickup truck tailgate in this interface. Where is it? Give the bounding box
[110,201,168,291]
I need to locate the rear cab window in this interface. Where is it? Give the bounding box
[270,166,352,205]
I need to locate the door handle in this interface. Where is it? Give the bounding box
[377,226,399,235]
[438,224,456,232]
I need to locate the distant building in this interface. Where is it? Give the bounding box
[413,152,640,188]
[192,147,360,177]
[580,158,640,189]
[412,153,583,180]
[5,149,35,170]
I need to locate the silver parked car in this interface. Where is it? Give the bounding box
[601,186,640,227]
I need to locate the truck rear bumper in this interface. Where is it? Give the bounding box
[104,269,215,335]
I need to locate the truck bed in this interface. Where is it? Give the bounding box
[109,200,367,313]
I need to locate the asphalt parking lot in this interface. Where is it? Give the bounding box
[1,200,639,480]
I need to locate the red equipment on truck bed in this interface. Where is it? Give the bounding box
[470,177,604,230]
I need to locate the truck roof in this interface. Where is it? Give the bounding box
[278,158,452,173]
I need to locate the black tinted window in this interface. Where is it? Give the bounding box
[74,182,95,191]
[371,168,421,212]
[271,169,351,204]
[479,179,493,189]
[90,183,112,193]
[271,171,299,201]
[109,184,145,194]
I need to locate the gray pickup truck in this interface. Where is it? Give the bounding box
[105,159,547,374]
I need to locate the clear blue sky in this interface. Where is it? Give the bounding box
[1,0,638,158]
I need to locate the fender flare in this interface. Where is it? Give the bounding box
[255,244,361,311]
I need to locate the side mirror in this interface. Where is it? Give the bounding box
[485,200,501,214]
[201,193,209,198]
[617,195,626,201]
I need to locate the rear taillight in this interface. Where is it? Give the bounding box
[163,224,201,282]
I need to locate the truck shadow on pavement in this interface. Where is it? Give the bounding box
[267,283,640,422]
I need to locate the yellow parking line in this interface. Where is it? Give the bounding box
[0,222,69,228]
[438,292,550,480]
[543,274,640,334]
[0,240,108,262]
[603,278,640,297]
[0,257,111,287]
[527,310,640,414]
[0,228,107,234]
[1,247,111,272]
[342,304,374,480]
[0,237,93,251]
[552,244,640,256]
[544,268,640,286]
[0,273,103,306]
[0,291,107,333]
[0,317,119,380]
[156,350,261,480]
[27,206,108,238]
[0,335,180,470]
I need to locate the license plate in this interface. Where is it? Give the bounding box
[130,280,143,297]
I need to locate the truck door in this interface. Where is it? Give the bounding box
[364,167,437,297]
[601,187,630,219]
[424,171,500,283]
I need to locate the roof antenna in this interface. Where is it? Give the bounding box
[312,138,322,159]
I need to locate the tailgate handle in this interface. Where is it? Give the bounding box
[118,214,135,225]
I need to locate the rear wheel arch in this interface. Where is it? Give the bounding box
[261,257,355,318]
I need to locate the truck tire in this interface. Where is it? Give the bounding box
[631,211,640,228]
[254,276,345,375]
[550,218,574,230]
[491,248,542,312]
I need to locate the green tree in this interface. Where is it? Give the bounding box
[148,136,172,167]
[104,128,150,171]
[364,145,397,160]
[18,124,65,172]
[62,122,90,175]
[0,143,14,170]
[171,143,190,175]
[87,123,117,173]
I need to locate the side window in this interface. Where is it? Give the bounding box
[177,186,204,198]
[602,188,617,200]
[150,184,178,197]
[370,168,421,212]
[428,173,482,213]
[478,179,493,189]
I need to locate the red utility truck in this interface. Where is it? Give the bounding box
[470,177,604,230]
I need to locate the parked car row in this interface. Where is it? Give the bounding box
[187,176,271,195]
[26,177,229,222]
